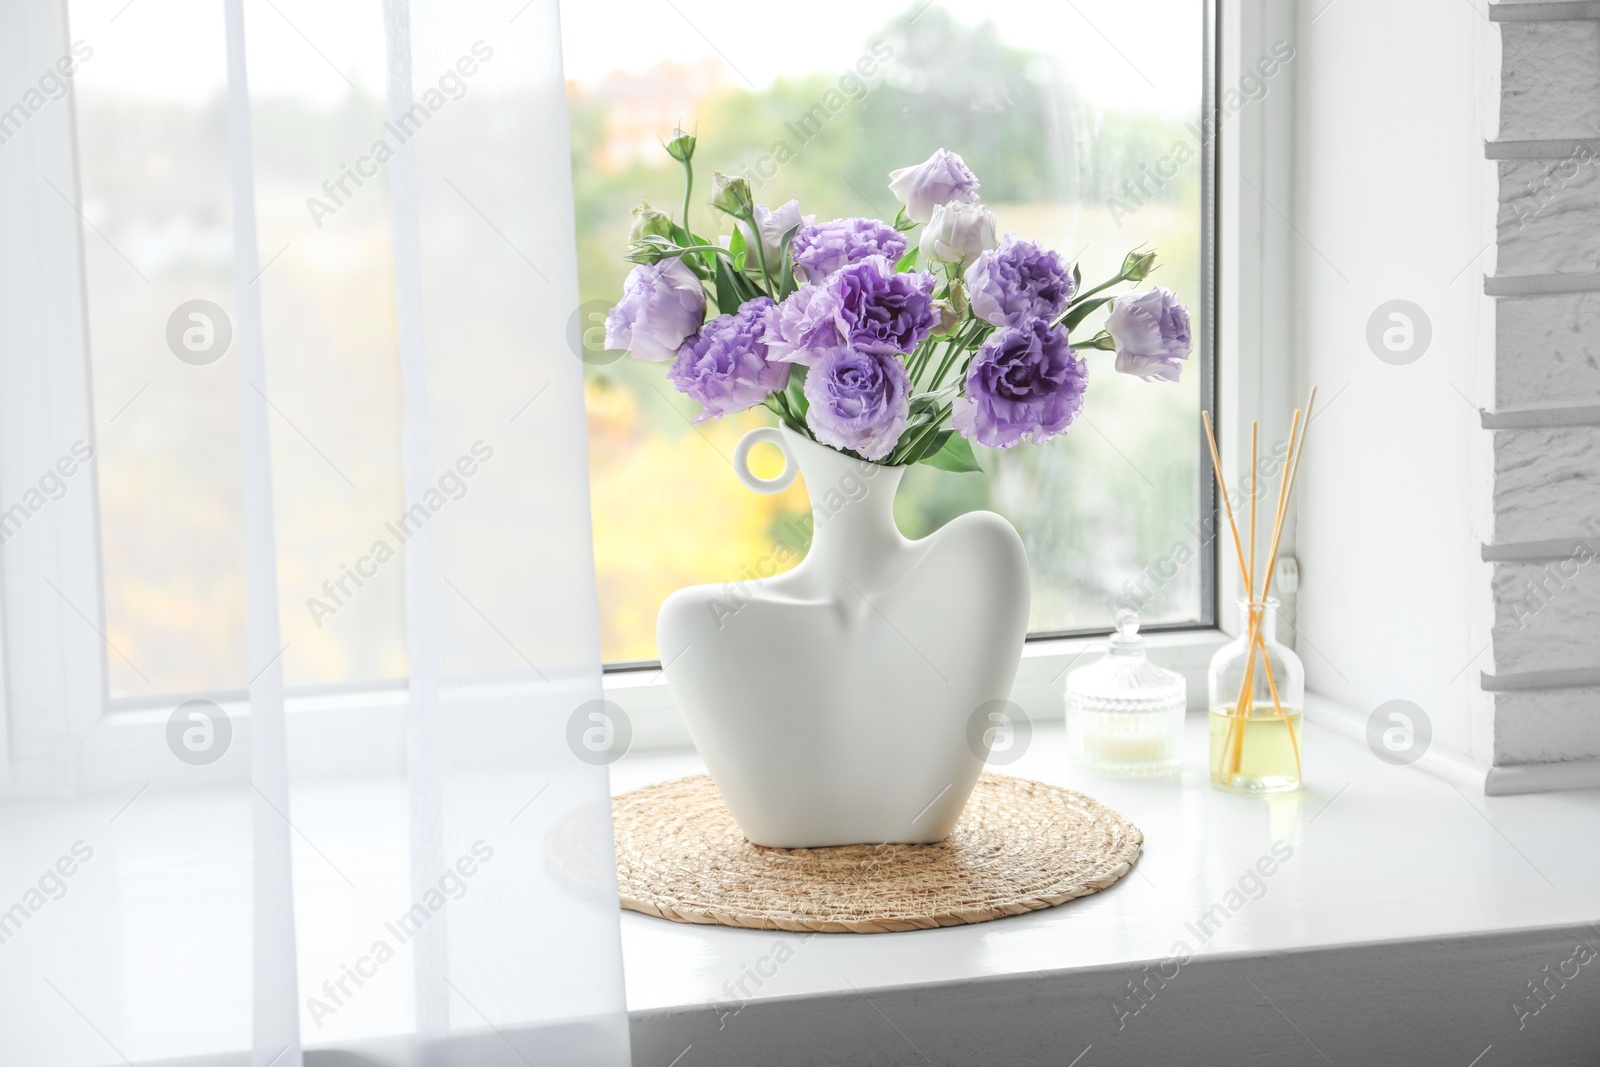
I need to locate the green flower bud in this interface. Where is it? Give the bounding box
[664,128,696,163]
[709,171,754,219]
[624,236,674,265]
[1121,249,1158,281]
[629,200,674,242]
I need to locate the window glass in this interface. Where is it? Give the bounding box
[562,0,1208,663]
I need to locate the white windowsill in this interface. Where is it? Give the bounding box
[6,692,1596,1064]
[615,696,1600,1060]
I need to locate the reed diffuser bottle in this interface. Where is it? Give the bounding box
[1208,599,1303,794]
[1201,386,1317,796]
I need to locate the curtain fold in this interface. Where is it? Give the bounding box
[222,1,304,1062]
[379,0,452,1044]
[0,0,631,1063]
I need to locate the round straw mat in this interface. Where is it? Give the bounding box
[612,772,1143,934]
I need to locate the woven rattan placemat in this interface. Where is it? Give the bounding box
[612,772,1143,933]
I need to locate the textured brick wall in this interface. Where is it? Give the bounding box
[1484,2,1600,765]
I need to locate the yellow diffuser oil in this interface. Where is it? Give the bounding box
[1210,703,1303,795]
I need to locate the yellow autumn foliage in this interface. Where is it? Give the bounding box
[585,379,807,661]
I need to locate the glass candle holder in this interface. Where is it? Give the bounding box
[1208,599,1304,795]
[1067,611,1186,777]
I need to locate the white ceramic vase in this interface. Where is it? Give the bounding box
[657,425,1030,848]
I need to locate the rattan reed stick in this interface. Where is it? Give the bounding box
[1203,412,1286,771]
[1234,409,1298,715]
[1227,408,1297,773]
[1201,411,1252,602]
[1248,421,1258,606]
[1229,387,1317,776]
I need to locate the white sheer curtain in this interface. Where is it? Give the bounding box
[0,0,631,1063]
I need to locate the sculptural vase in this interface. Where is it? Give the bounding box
[657,425,1030,848]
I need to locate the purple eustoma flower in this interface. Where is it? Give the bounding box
[888,148,981,224]
[829,256,938,358]
[1105,287,1193,382]
[765,283,849,366]
[803,348,911,461]
[605,257,708,363]
[790,217,908,282]
[953,317,1087,449]
[964,236,1074,328]
[668,298,789,422]
[768,256,938,366]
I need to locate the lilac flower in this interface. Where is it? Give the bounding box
[768,256,937,366]
[790,217,908,282]
[832,256,938,357]
[919,200,997,265]
[604,257,707,362]
[765,283,849,365]
[887,148,981,224]
[964,236,1074,328]
[803,348,910,461]
[953,318,1087,449]
[736,200,813,276]
[1105,287,1193,382]
[668,298,789,421]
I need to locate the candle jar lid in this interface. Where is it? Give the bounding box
[1066,609,1185,707]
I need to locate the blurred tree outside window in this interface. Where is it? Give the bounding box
[565,2,1210,664]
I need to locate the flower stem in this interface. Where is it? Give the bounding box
[681,158,694,233]
[749,215,775,297]
[1057,270,1133,323]
[661,244,738,260]
[889,402,952,466]
[766,391,798,428]
[928,320,987,390]
[908,335,939,384]
[928,344,962,390]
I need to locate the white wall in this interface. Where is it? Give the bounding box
[1289,0,1500,765]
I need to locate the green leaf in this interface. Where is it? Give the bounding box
[889,398,953,465]
[769,392,807,435]
[728,225,748,274]
[1063,295,1114,331]
[713,255,744,315]
[1080,330,1117,351]
[896,247,919,273]
[668,224,709,265]
[777,224,801,300]
[895,429,948,466]
[893,205,917,232]
[890,425,940,466]
[659,223,708,275]
[784,363,809,419]
[920,433,983,473]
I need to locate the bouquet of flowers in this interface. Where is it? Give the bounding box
[604,132,1192,470]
